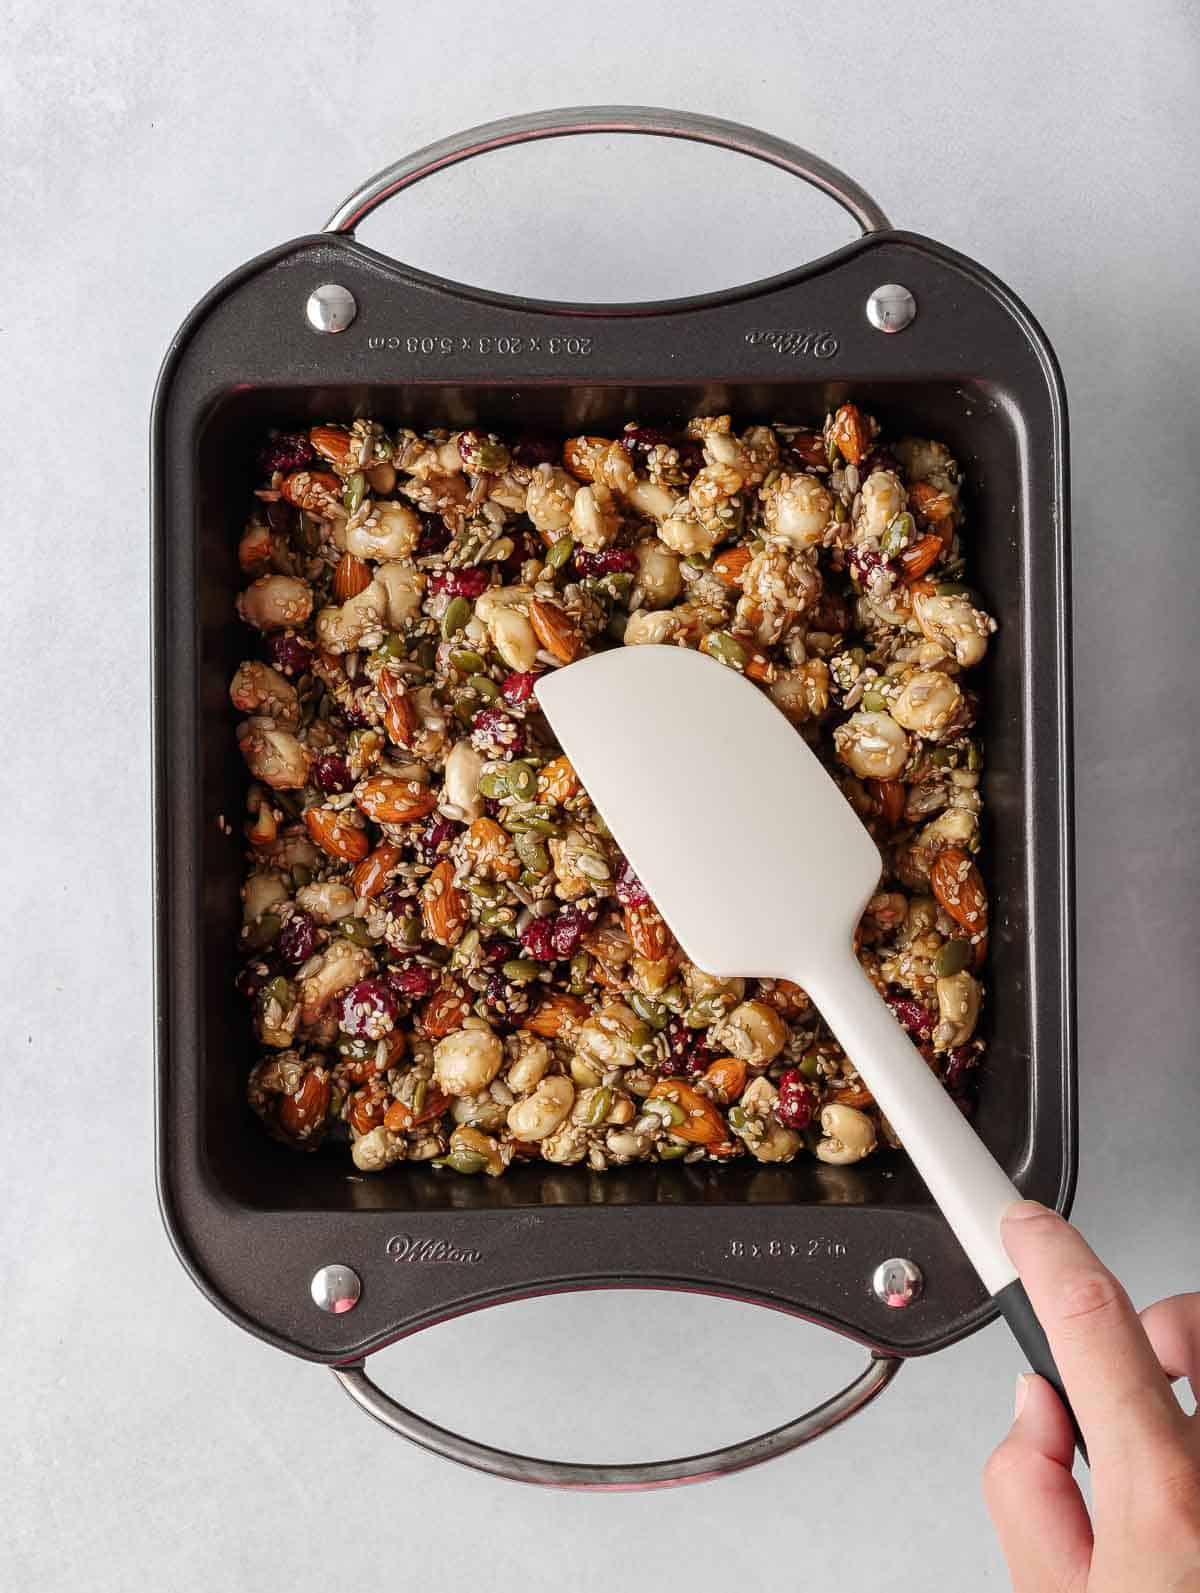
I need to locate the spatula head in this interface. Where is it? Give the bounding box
[535,647,883,982]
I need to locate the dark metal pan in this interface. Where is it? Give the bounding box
[152,106,1075,1488]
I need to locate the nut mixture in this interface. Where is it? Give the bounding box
[233,409,994,1176]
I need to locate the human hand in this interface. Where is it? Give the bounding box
[984,1201,1200,1591]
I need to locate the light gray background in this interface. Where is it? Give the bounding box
[4,2,1198,1587]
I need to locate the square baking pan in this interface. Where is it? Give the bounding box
[153,107,1075,1487]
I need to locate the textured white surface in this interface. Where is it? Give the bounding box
[4,2,1200,1588]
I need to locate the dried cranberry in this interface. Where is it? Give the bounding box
[265,498,296,536]
[482,796,503,820]
[258,431,313,477]
[386,963,437,1000]
[574,547,638,578]
[481,969,530,1028]
[849,546,894,588]
[520,918,557,961]
[863,445,899,476]
[887,993,934,1041]
[549,905,590,958]
[277,912,318,965]
[342,689,375,730]
[339,978,400,1039]
[416,516,453,557]
[414,816,459,865]
[266,633,311,677]
[677,440,705,475]
[235,963,271,1001]
[500,670,539,705]
[614,857,649,908]
[620,425,676,456]
[776,1068,818,1130]
[512,436,559,467]
[429,567,490,599]
[660,1018,712,1076]
[311,752,352,795]
[470,706,525,756]
[943,1044,979,1094]
[480,938,511,965]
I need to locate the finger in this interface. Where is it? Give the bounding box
[983,1373,1093,1592]
[1141,1294,1200,1403]
[1002,1202,1184,1460]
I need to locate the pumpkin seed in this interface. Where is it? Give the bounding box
[344,471,366,515]
[244,913,281,951]
[685,998,720,1029]
[591,810,612,839]
[450,927,481,969]
[658,1142,689,1160]
[441,596,471,639]
[543,535,573,572]
[479,904,517,931]
[833,498,848,524]
[934,938,971,977]
[862,688,888,712]
[576,849,611,882]
[513,832,550,873]
[706,631,747,670]
[506,762,538,800]
[478,770,509,800]
[413,638,437,671]
[451,648,486,673]
[881,511,915,558]
[265,975,293,1006]
[505,807,558,837]
[440,1149,488,1175]
[327,1084,345,1119]
[467,673,499,702]
[502,958,540,984]
[727,1105,747,1132]
[411,1078,428,1115]
[393,913,422,946]
[798,1050,823,1080]
[467,879,503,902]
[485,536,515,563]
[934,581,971,598]
[930,747,953,767]
[586,1087,612,1126]
[568,951,590,994]
[648,1097,686,1127]
[966,739,982,772]
[339,918,373,946]
[629,993,669,1030]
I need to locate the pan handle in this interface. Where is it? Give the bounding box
[323,105,890,239]
[331,1341,900,1490]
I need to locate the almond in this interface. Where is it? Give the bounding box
[930,849,988,941]
[281,469,341,511]
[712,546,752,588]
[701,1057,747,1105]
[830,403,870,465]
[908,479,956,527]
[378,672,417,748]
[352,841,403,899]
[624,901,671,960]
[309,424,354,472]
[422,859,468,946]
[462,816,520,880]
[384,1086,450,1133]
[561,435,611,482]
[419,981,472,1039]
[834,1082,875,1108]
[869,778,907,828]
[277,1071,330,1140]
[788,431,827,469]
[648,1079,734,1151]
[347,1082,389,1136]
[528,598,583,664]
[756,978,810,1018]
[357,775,438,824]
[305,805,370,861]
[337,1028,407,1085]
[523,992,590,1038]
[537,754,579,805]
[743,646,776,685]
[334,553,372,600]
[898,533,944,583]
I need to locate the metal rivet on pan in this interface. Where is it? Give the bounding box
[306,283,358,334]
[310,1264,362,1314]
[872,1257,924,1308]
[865,283,917,334]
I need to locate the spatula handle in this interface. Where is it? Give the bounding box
[803,950,1085,1457]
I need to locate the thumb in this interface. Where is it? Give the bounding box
[983,1373,1093,1592]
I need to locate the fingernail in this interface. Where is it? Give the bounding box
[1014,1373,1032,1419]
[1003,1199,1049,1225]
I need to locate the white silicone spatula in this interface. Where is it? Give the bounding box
[536,644,1080,1448]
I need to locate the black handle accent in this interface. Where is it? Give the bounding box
[995,1278,1088,1464]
